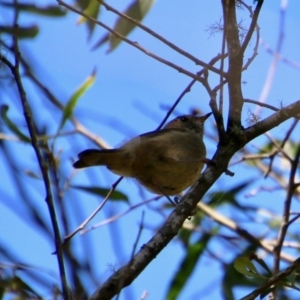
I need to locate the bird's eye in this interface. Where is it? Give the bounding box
[180,116,188,122]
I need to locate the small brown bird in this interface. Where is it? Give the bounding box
[73,113,211,196]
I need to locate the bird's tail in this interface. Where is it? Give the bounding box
[73,149,121,169]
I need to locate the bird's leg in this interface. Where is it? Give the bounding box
[152,180,177,207]
[158,188,177,207]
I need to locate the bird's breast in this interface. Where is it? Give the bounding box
[123,130,206,195]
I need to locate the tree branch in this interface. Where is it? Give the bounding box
[98,0,226,77]
[197,202,294,262]
[273,143,300,275]
[57,0,207,83]
[241,256,300,300]
[157,54,227,130]
[243,100,300,144]
[89,98,300,299]
[222,0,244,129]
[0,32,70,300]
[240,0,263,54]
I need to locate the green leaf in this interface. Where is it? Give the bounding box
[77,0,101,39]
[93,0,155,51]
[234,256,263,278]
[0,25,39,39]
[166,234,211,300]
[75,0,90,10]
[58,69,96,131]
[285,271,296,286]
[1,105,31,142]
[110,0,155,51]
[267,217,282,229]
[222,246,260,299]
[0,275,41,299]
[0,2,66,17]
[12,276,37,297]
[72,185,129,202]
[279,270,300,291]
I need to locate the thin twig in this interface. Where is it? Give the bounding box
[197,202,294,262]
[116,211,145,300]
[156,54,227,130]
[64,177,123,244]
[82,198,157,233]
[243,100,300,144]
[241,256,300,300]
[247,155,300,199]
[240,0,263,54]
[287,213,300,227]
[2,42,111,149]
[264,118,299,180]
[204,77,227,139]
[57,0,205,83]
[256,0,287,114]
[240,1,260,71]
[273,143,300,274]
[261,39,300,70]
[244,98,279,112]
[1,16,70,300]
[265,132,292,163]
[218,0,227,113]
[98,0,226,77]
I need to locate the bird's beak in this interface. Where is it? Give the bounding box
[201,112,212,121]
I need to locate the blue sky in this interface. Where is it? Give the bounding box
[1,0,300,299]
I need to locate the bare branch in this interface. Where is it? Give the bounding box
[244,98,279,112]
[157,54,228,130]
[222,0,244,128]
[261,39,300,70]
[1,42,111,149]
[0,28,70,300]
[273,144,300,274]
[240,0,263,54]
[241,256,300,300]
[243,100,300,144]
[240,1,260,71]
[197,202,294,262]
[88,97,300,299]
[98,0,226,77]
[57,0,207,83]
[64,177,123,244]
[256,0,287,113]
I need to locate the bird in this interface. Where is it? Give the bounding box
[73,113,212,197]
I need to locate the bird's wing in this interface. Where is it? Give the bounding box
[138,128,187,139]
